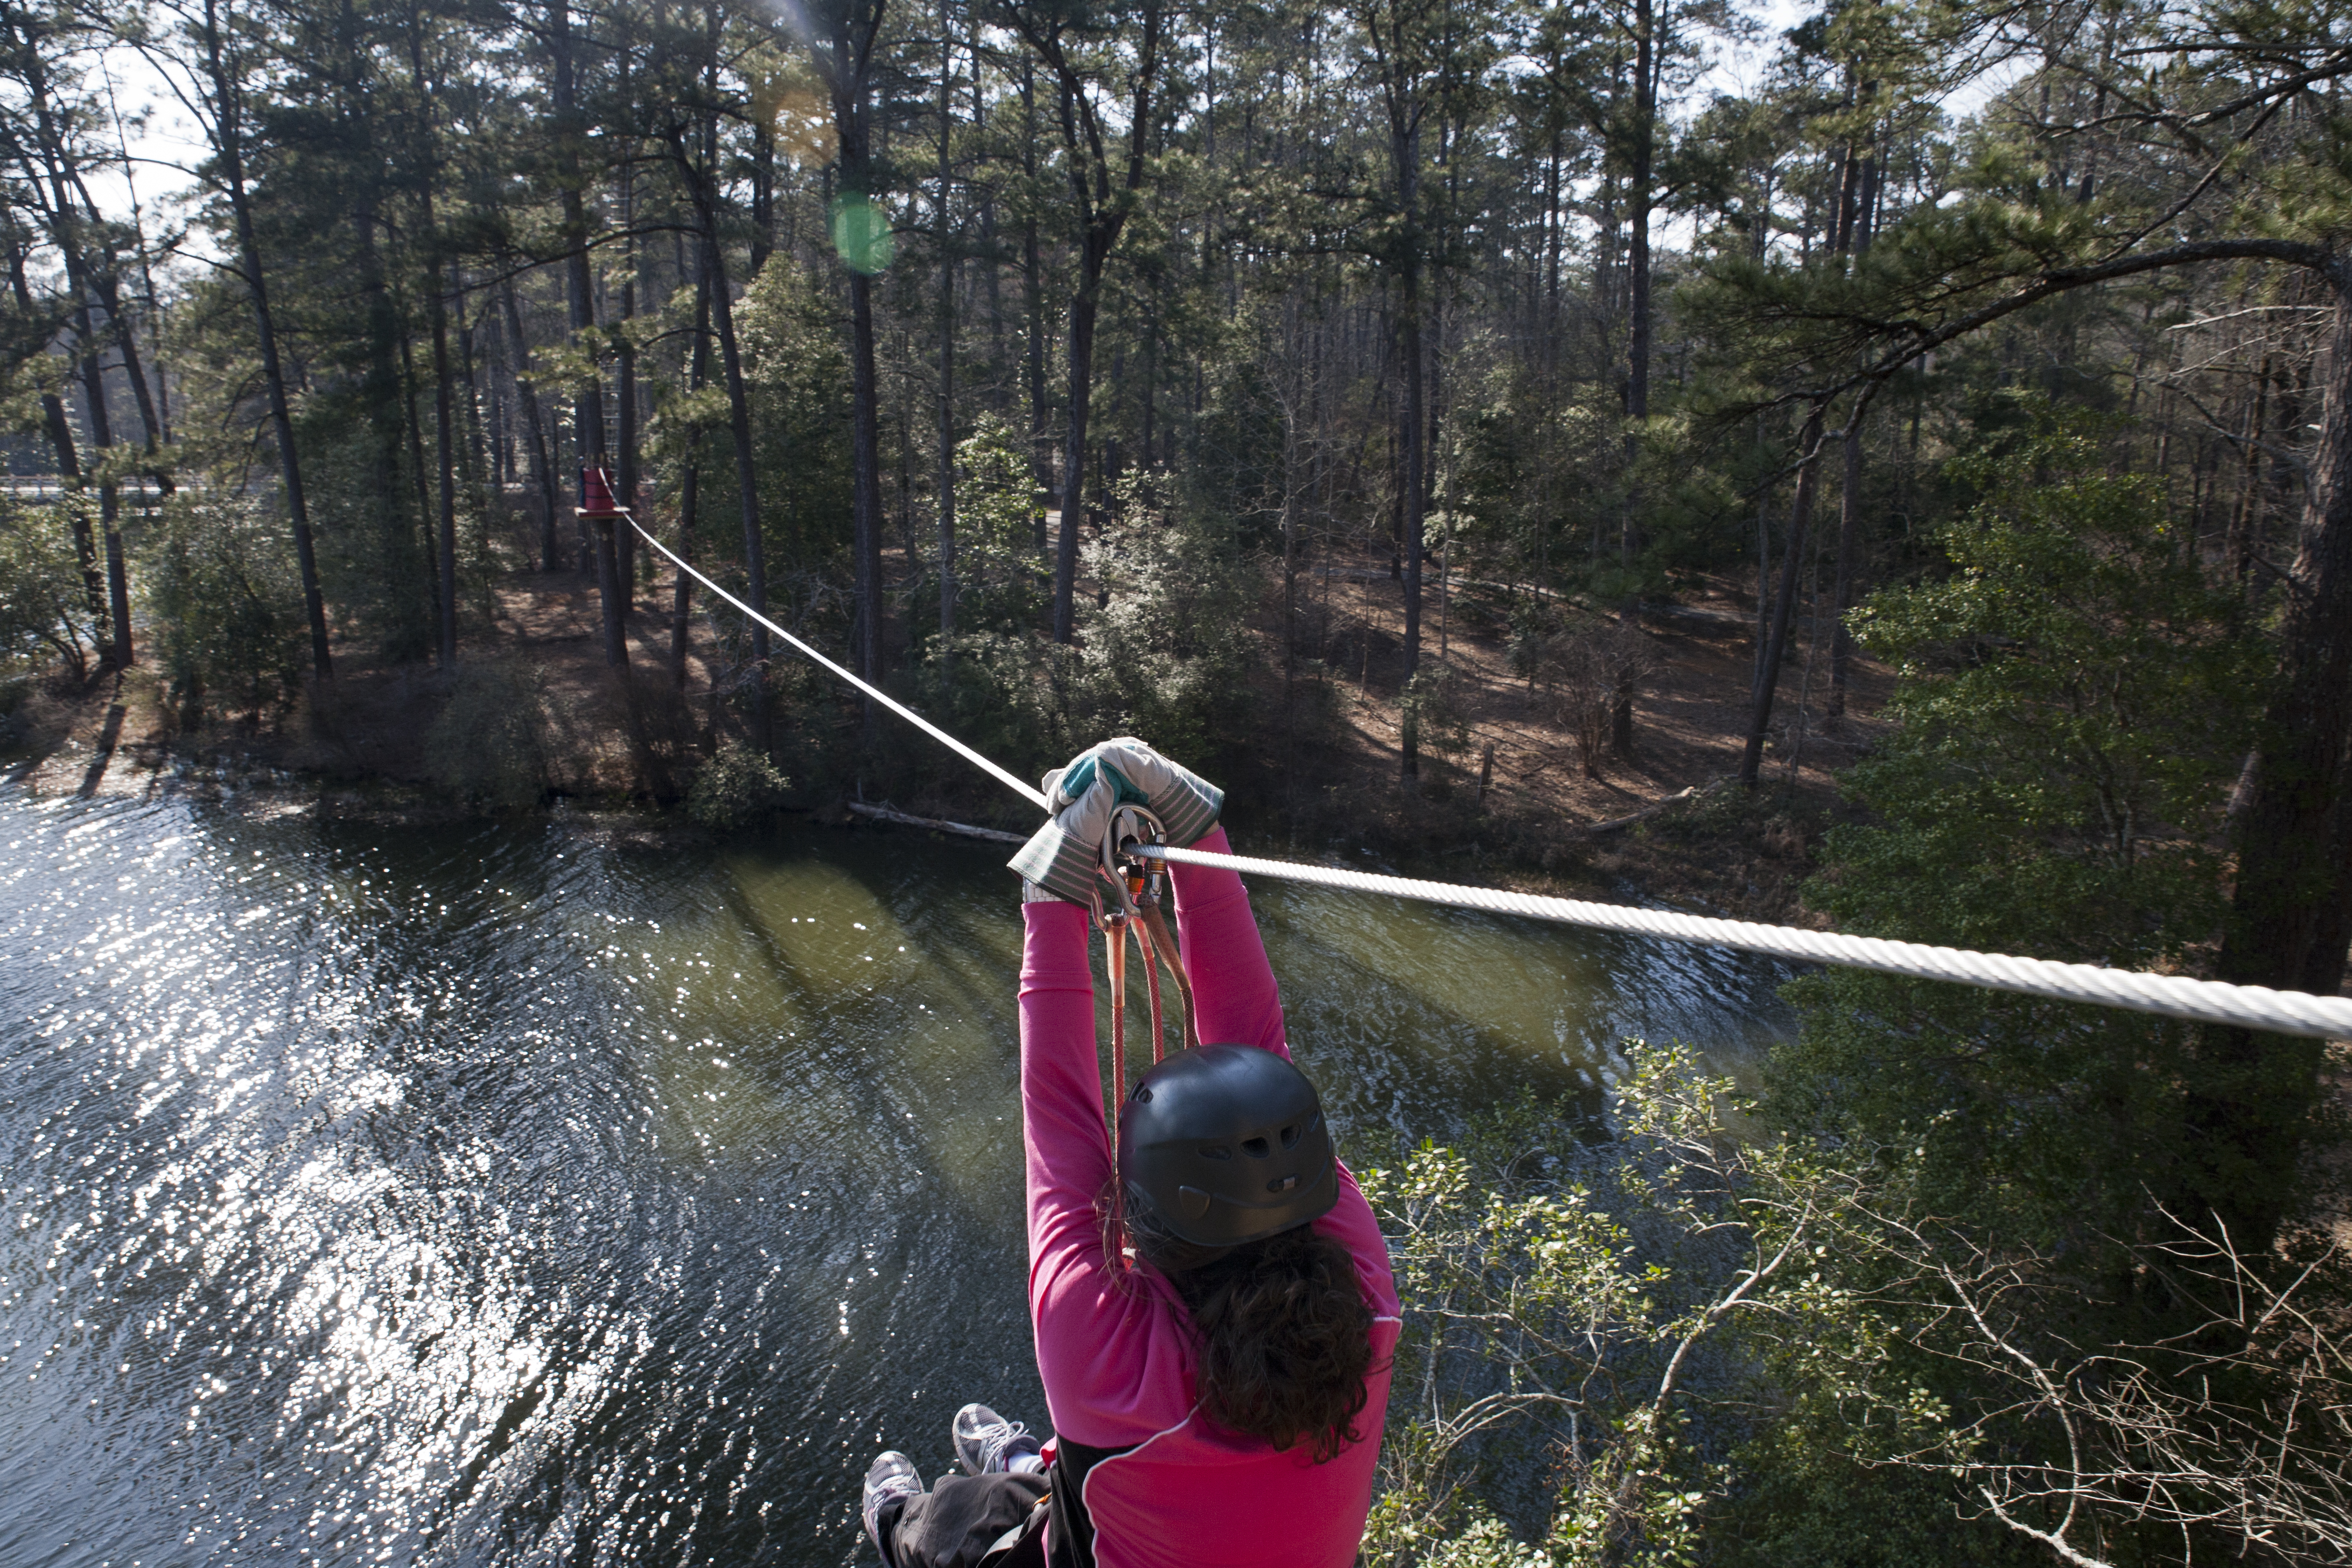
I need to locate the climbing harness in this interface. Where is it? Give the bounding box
[619,510,2352,1044]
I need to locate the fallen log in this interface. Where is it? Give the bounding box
[845,800,1028,844]
[1576,777,1731,836]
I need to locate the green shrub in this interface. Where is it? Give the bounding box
[304,418,435,663]
[936,414,1050,642]
[1401,659,1473,781]
[1075,478,1261,766]
[0,492,102,680]
[145,493,310,723]
[1782,418,2270,1256]
[686,739,791,829]
[902,481,1262,799]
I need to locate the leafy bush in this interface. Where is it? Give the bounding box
[1400,659,1473,792]
[1360,1045,1758,1568]
[0,491,100,681]
[145,493,311,723]
[424,659,552,812]
[906,482,1263,798]
[303,418,435,663]
[1074,478,1261,765]
[686,738,792,829]
[1360,1042,2314,1567]
[937,414,1049,642]
[1781,420,2270,1254]
[910,629,1060,785]
[730,256,855,573]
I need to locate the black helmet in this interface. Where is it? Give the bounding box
[1117,1046,1338,1249]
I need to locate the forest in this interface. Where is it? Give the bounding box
[3,0,2352,1559]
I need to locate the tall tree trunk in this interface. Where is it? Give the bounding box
[820,0,890,704]
[668,79,768,745]
[673,269,711,690]
[406,7,463,669]
[617,248,640,614]
[1739,409,1826,789]
[205,0,331,681]
[1399,265,1424,779]
[1394,116,1425,779]
[1021,60,1049,555]
[549,0,605,575]
[38,381,100,624]
[1613,0,1657,753]
[458,279,488,500]
[749,121,775,275]
[703,221,769,749]
[936,0,957,646]
[615,153,641,604]
[500,277,561,570]
[1052,273,1100,645]
[1827,411,1864,717]
[2227,356,2271,590]
[851,271,885,692]
[1022,0,1162,643]
[410,60,460,668]
[397,324,437,639]
[66,277,128,668]
[91,273,171,493]
[5,47,123,646]
[1826,137,1877,720]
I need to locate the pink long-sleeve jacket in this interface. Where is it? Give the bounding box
[1018,827,1402,1568]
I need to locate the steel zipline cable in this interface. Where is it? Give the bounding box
[626,515,2352,1043]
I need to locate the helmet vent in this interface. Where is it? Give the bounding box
[1241,1136,1270,1158]
[1279,1123,1301,1150]
[1198,1144,1232,1161]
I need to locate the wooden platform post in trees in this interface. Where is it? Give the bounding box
[579,466,629,669]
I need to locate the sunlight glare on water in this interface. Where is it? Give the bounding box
[0,785,1791,1565]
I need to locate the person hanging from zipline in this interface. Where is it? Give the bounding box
[859,738,1400,1568]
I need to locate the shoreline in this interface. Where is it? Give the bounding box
[1,674,1839,932]
[1,563,1884,927]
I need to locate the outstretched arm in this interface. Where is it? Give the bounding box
[1020,897,1198,1448]
[1167,825,1287,1060]
[1020,899,1109,1275]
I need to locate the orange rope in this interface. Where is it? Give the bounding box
[1104,912,1130,1266]
[1139,902,1196,1053]
[1142,923,1166,1065]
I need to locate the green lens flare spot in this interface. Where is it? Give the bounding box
[829,194,894,276]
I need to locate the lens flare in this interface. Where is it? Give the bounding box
[828,192,894,275]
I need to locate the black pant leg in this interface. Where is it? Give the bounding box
[881,1471,1049,1568]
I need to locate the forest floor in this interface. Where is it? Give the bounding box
[1252,549,1894,920]
[2,527,1893,923]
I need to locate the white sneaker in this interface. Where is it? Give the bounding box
[862,1451,923,1566]
[953,1402,1043,1476]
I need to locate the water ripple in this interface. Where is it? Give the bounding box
[0,786,1789,1565]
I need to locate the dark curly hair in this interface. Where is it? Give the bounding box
[1132,1218,1376,1463]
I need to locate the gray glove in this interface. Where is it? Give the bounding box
[1007,738,1223,907]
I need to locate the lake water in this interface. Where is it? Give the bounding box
[0,782,1794,1566]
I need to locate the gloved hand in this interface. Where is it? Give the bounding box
[1008,738,1223,907]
